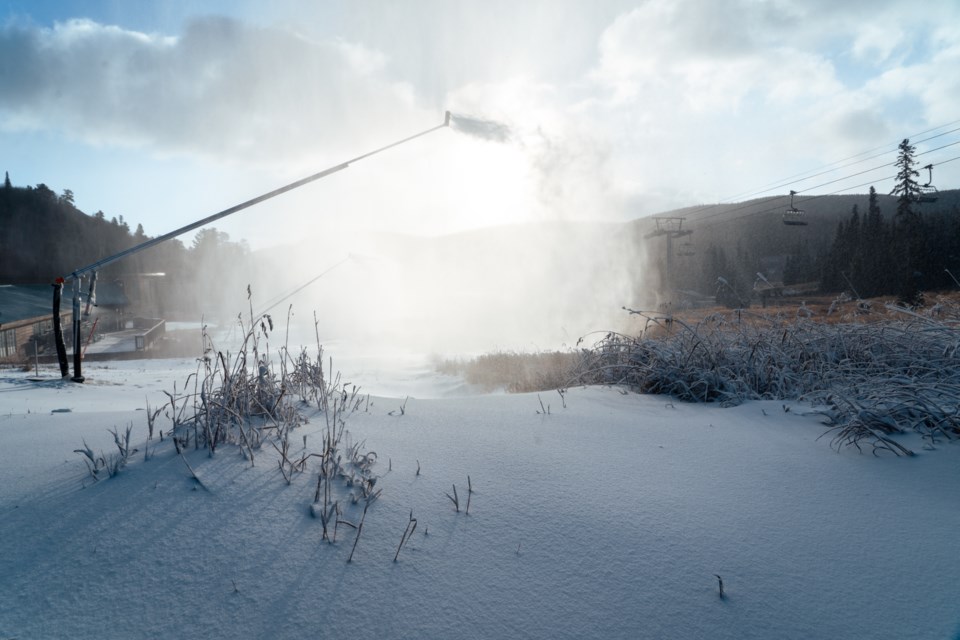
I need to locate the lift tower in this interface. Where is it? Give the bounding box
[644,216,693,302]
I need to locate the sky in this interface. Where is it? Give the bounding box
[1,0,959,249]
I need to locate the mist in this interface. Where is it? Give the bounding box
[185,108,648,358]
[249,219,647,358]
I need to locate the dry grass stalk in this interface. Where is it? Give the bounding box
[446,484,459,513]
[347,498,372,563]
[714,574,725,599]
[466,475,473,515]
[393,510,418,562]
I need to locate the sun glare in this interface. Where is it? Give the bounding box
[427,133,535,234]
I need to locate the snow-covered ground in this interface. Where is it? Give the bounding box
[1,356,958,639]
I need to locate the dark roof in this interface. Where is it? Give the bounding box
[0,282,130,325]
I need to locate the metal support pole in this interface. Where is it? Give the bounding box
[84,270,98,317]
[52,280,69,377]
[71,279,84,382]
[644,217,693,305]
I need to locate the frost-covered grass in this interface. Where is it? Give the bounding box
[434,350,580,392]
[146,302,384,546]
[576,302,960,455]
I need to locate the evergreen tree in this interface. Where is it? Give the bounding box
[783,241,816,285]
[866,186,882,228]
[846,204,868,295]
[891,139,921,222]
[890,139,923,304]
[820,212,849,293]
[4,171,10,189]
[860,187,887,297]
[35,183,55,201]
[820,202,882,296]
[701,244,730,293]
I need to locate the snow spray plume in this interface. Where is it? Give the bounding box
[449,113,512,143]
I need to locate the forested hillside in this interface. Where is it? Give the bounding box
[0,174,253,319]
[642,185,960,306]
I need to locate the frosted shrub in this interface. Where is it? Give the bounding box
[574,305,960,455]
[155,295,380,557]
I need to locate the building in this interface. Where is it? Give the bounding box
[0,282,130,364]
[0,284,68,363]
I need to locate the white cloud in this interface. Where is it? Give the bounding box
[0,17,426,161]
[2,0,959,236]
[590,0,846,112]
[851,23,904,64]
[568,0,960,209]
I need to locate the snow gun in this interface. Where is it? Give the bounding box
[54,111,453,382]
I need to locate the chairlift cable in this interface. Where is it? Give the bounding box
[914,125,960,146]
[686,145,960,230]
[690,135,958,223]
[916,138,960,157]
[684,150,960,232]
[692,151,960,230]
[735,127,960,200]
[662,120,960,222]
[705,121,960,204]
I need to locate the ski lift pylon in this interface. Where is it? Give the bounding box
[783,190,808,226]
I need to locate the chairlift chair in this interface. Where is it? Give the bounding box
[916,164,939,204]
[783,190,808,226]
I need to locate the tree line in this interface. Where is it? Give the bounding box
[818,140,960,304]
[1,173,254,319]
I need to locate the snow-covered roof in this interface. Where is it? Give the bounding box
[0,282,130,327]
[0,284,55,325]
